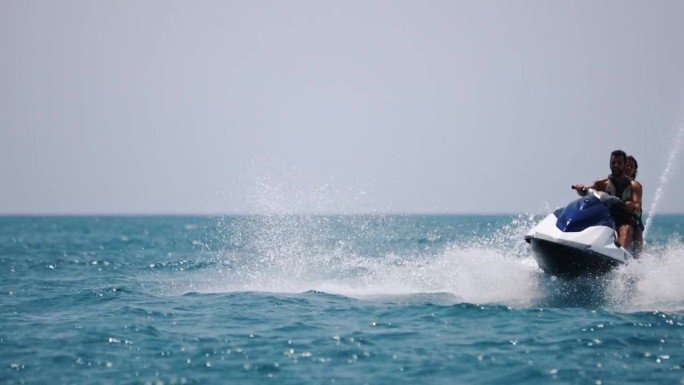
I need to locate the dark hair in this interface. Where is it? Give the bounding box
[611,149,627,161]
[627,155,638,178]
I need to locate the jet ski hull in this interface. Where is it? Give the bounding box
[525,189,632,278]
[526,236,623,278]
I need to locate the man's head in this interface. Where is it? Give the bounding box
[609,149,627,177]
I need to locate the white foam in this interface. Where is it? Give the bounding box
[610,238,684,312]
[182,248,539,305]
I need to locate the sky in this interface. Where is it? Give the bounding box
[1,0,684,215]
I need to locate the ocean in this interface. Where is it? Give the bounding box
[1,214,683,384]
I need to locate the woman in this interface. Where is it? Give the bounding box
[625,155,644,254]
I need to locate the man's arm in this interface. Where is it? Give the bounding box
[574,178,608,195]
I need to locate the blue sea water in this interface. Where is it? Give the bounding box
[1,214,683,384]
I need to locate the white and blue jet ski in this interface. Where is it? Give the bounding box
[524,187,632,277]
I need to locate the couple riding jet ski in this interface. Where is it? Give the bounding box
[525,150,643,278]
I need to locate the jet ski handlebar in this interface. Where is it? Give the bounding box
[571,186,625,208]
[571,185,588,194]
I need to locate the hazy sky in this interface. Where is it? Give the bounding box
[2,1,684,214]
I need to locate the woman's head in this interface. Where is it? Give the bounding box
[626,155,638,178]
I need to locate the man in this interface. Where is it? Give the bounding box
[574,149,643,252]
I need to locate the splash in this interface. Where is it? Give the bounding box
[199,241,542,306]
[163,160,684,312]
[195,160,543,304]
[236,158,380,215]
[155,210,684,313]
[609,236,684,313]
[165,212,545,306]
[643,113,684,237]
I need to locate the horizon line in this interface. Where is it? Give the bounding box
[1,211,683,217]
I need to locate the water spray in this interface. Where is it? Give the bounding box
[643,113,684,237]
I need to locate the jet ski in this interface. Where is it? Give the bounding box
[524,187,632,277]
